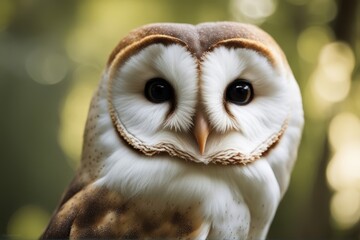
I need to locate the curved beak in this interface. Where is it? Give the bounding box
[193,112,210,155]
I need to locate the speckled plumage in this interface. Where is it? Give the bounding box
[42,185,205,239]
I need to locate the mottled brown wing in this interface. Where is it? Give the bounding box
[41,183,209,239]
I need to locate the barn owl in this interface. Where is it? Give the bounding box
[42,22,303,239]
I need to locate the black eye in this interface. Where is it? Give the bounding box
[144,78,174,103]
[225,79,254,105]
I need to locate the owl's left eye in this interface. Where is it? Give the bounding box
[225,79,254,105]
[144,78,174,103]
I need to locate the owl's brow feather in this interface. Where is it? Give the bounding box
[204,38,276,66]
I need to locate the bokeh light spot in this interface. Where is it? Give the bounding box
[7,205,50,239]
[230,0,277,24]
[330,189,360,229]
[327,142,360,191]
[328,112,360,152]
[319,42,355,76]
[307,0,337,24]
[311,69,351,103]
[297,26,333,63]
[25,48,68,85]
[308,42,354,113]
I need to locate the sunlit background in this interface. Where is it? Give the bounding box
[0,0,359,238]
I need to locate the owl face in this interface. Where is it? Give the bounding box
[107,23,292,165]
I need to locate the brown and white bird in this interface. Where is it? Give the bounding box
[42,22,303,239]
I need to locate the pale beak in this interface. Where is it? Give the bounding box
[193,112,210,155]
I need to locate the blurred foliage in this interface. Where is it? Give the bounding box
[0,0,359,238]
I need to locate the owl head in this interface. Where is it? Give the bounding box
[79,22,303,197]
[102,22,298,163]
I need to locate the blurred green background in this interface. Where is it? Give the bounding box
[0,0,359,238]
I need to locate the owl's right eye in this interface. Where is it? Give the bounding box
[225,79,254,105]
[144,78,174,103]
